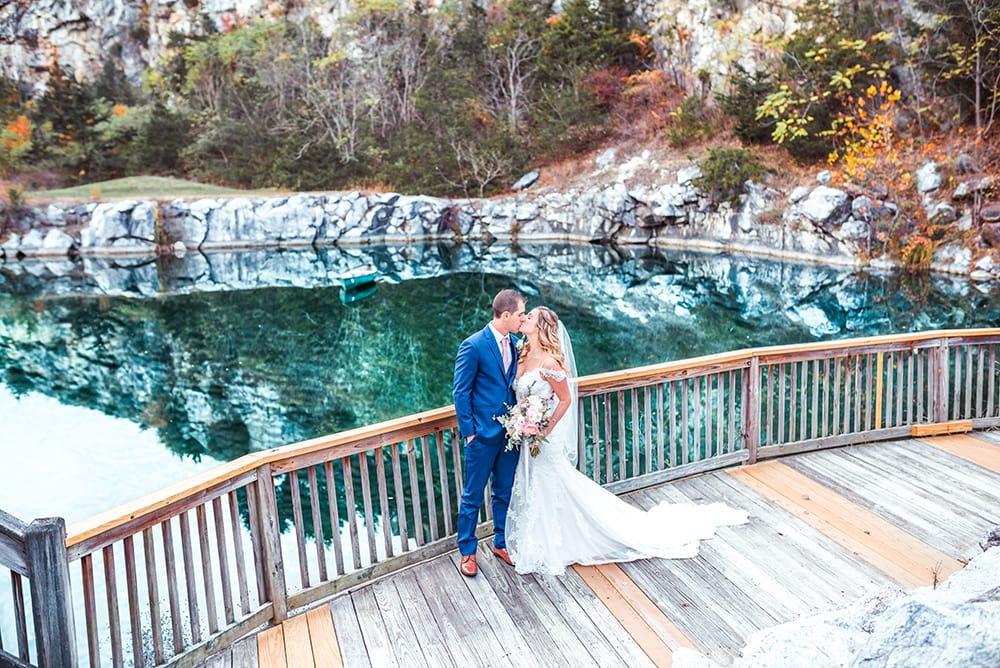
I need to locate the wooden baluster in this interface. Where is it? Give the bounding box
[854,355,863,432]
[122,535,144,667]
[681,379,690,465]
[142,527,165,665]
[693,376,703,459]
[450,428,464,514]
[630,388,640,476]
[778,363,787,445]
[436,431,453,536]
[225,490,250,617]
[82,554,101,666]
[102,545,124,668]
[160,519,184,653]
[589,395,600,482]
[376,446,394,559]
[965,346,974,418]
[308,466,329,582]
[833,357,843,436]
[656,384,665,468]
[196,504,219,634]
[952,345,963,420]
[289,470,309,589]
[178,511,202,644]
[324,462,346,575]
[603,394,613,482]
[617,391,626,480]
[418,437,438,544]
[11,571,28,663]
[975,345,985,418]
[212,497,235,624]
[810,359,819,439]
[989,345,997,417]
[405,440,425,548]
[788,362,797,443]
[391,443,410,555]
[669,382,677,466]
[728,370,736,454]
[359,452,379,564]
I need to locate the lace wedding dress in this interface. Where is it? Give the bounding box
[506,367,748,576]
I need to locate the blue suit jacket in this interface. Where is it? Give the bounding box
[453,326,518,443]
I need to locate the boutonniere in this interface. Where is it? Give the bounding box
[514,335,525,353]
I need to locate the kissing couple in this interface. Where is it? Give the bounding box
[452,289,747,577]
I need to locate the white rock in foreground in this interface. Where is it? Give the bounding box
[674,546,1000,668]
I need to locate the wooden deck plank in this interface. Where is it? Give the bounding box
[472,549,602,667]
[231,635,258,668]
[729,461,963,588]
[643,475,889,605]
[351,587,396,667]
[922,434,1000,473]
[304,606,342,668]
[328,594,372,668]
[256,626,287,668]
[554,566,658,668]
[631,484,817,620]
[390,565,457,668]
[413,556,512,667]
[370,578,427,666]
[531,566,652,668]
[783,444,996,559]
[281,614,314,668]
[572,563,682,666]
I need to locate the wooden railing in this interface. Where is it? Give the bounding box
[2,328,999,667]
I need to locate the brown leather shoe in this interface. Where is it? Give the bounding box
[459,554,478,577]
[491,545,515,568]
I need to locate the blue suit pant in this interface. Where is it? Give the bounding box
[457,433,519,555]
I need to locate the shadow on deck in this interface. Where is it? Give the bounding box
[202,432,1000,668]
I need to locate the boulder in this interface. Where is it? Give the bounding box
[511,169,540,191]
[981,204,1000,223]
[799,186,850,227]
[981,223,1000,249]
[915,161,942,193]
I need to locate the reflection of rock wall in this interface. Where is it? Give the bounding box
[3,243,995,463]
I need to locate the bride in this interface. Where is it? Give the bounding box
[505,306,748,576]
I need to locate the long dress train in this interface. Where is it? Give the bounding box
[506,368,748,576]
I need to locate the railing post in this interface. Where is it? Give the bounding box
[932,341,950,423]
[24,518,77,668]
[741,356,761,464]
[255,463,288,622]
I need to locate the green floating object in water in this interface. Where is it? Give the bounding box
[337,265,378,290]
[340,282,377,305]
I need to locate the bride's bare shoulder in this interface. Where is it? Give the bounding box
[538,357,567,381]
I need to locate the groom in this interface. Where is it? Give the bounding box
[453,288,525,577]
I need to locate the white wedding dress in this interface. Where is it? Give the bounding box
[506,367,748,576]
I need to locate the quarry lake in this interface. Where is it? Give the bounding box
[2,241,999,524]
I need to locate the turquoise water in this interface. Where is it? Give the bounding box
[1,242,998,522]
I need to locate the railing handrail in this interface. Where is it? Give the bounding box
[64,327,1000,549]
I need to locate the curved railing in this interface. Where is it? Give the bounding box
[2,328,1000,667]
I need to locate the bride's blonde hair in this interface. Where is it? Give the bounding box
[519,306,566,370]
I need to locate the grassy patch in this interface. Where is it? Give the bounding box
[24,176,281,205]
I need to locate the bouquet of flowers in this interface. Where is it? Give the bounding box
[498,385,552,458]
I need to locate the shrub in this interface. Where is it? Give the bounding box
[693,147,772,206]
[716,65,776,144]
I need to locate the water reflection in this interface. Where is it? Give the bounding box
[1,243,997,511]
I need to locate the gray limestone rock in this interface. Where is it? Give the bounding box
[799,186,850,226]
[915,161,942,193]
[511,169,540,191]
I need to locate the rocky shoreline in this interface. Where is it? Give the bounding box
[2,153,997,280]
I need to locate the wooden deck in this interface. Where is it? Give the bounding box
[199,433,1000,668]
